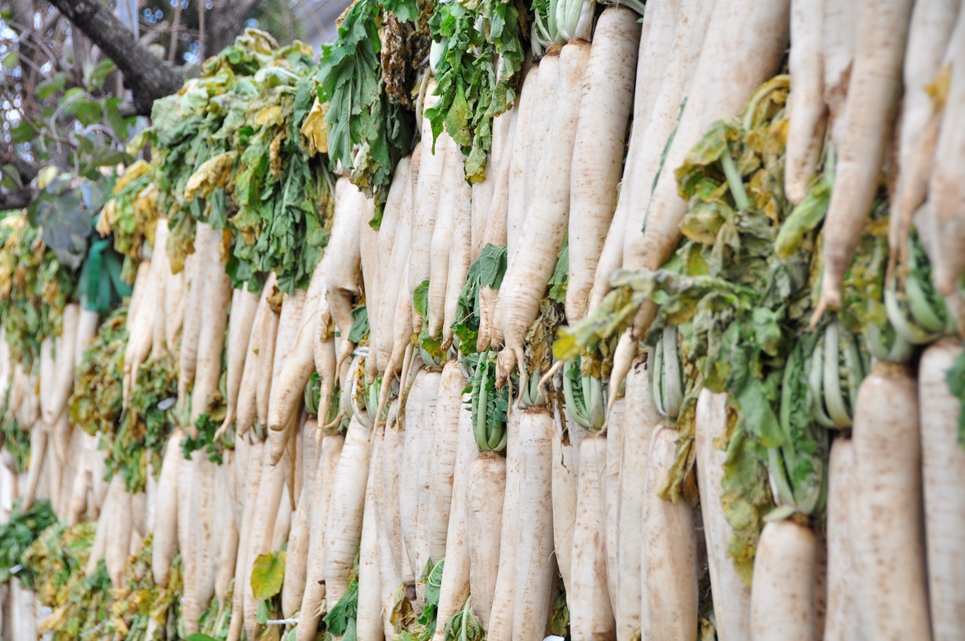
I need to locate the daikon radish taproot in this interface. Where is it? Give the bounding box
[178,224,215,409]
[106,477,132,589]
[505,68,539,268]
[641,426,697,641]
[244,441,287,640]
[586,0,678,315]
[375,156,413,372]
[227,437,264,641]
[511,407,557,641]
[401,368,440,583]
[185,456,219,634]
[850,363,931,639]
[327,177,365,364]
[817,0,914,313]
[152,429,183,588]
[442,158,473,349]
[616,357,660,641]
[324,414,373,609]
[282,490,311,618]
[785,0,827,205]
[487,406,521,641]
[427,133,460,339]
[471,111,515,262]
[604,397,625,606]
[920,340,965,639]
[41,303,78,425]
[565,7,640,324]
[431,395,477,641]
[467,450,507,632]
[409,90,447,334]
[823,438,861,641]
[501,45,588,373]
[236,273,279,436]
[222,285,260,431]
[569,435,616,641]
[750,520,818,641]
[297,431,345,641]
[427,362,466,562]
[357,432,385,641]
[889,0,959,270]
[552,406,585,598]
[822,0,854,143]
[190,234,233,424]
[695,390,751,641]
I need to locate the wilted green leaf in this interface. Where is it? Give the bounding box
[250,551,286,600]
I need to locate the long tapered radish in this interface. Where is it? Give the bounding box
[327,177,365,365]
[190,244,232,426]
[552,405,585,599]
[282,489,311,618]
[785,0,827,205]
[227,436,264,641]
[41,303,78,426]
[74,307,99,367]
[409,86,447,334]
[467,450,506,632]
[165,253,185,349]
[357,431,385,641]
[297,431,345,641]
[511,407,557,641]
[487,406,521,641]
[324,414,373,609]
[178,223,214,409]
[504,67,539,279]
[565,7,641,324]
[427,361,466,562]
[586,0,679,314]
[222,285,261,431]
[214,464,239,612]
[893,5,962,273]
[616,357,660,641]
[442,159,473,348]
[641,425,698,641]
[927,31,965,294]
[471,111,515,263]
[376,158,415,373]
[378,401,411,590]
[501,44,589,374]
[822,0,854,145]
[150,220,170,359]
[823,438,861,641]
[695,390,751,641]
[123,255,161,408]
[919,340,965,639]
[152,429,183,588]
[106,476,132,589]
[431,395,477,641]
[256,286,283,430]
[21,421,46,510]
[185,456,219,634]
[604,397,626,606]
[476,109,518,353]
[427,134,460,339]
[850,363,931,639]
[269,270,325,460]
[243,441,288,640]
[750,520,818,641]
[401,368,440,584]
[816,0,914,313]
[236,273,278,436]
[126,258,152,329]
[629,0,789,337]
[569,434,616,640]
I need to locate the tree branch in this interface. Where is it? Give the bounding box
[0,188,35,212]
[45,0,184,116]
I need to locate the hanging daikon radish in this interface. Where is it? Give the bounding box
[822,0,854,145]
[565,6,641,324]
[427,362,467,562]
[178,223,215,410]
[375,155,414,373]
[640,426,698,641]
[850,363,931,639]
[221,285,261,433]
[327,177,365,369]
[441,154,473,349]
[427,133,460,339]
[750,520,818,641]
[552,404,585,600]
[823,438,861,641]
[695,390,751,641]
[487,406,521,641]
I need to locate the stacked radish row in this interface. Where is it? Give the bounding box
[3,0,965,639]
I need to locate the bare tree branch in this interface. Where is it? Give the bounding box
[44,0,184,115]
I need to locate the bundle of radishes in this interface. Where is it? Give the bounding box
[3,0,965,639]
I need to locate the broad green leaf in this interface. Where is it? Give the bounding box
[250,551,286,600]
[36,73,68,100]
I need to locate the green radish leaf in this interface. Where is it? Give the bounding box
[324,576,359,635]
[250,551,286,600]
[548,240,568,304]
[348,305,370,343]
[451,243,507,353]
[256,598,270,625]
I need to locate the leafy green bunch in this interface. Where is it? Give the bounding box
[96,160,159,283]
[0,214,79,366]
[70,308,127,444]
[426,0,526,182]
[0,499,58,589]
[316,0,430,228]
[141,29,335,295]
